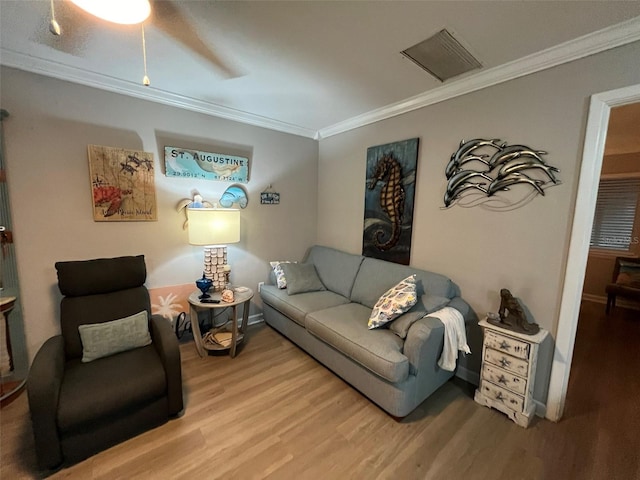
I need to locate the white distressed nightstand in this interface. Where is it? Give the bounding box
[474,318,548,428]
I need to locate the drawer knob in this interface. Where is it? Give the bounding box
[497,374,508,385]
[499,340,510,350]
[499,357,511,368]
[495,392,505,402]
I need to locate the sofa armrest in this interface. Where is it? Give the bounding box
[403,316,445,376]
[151,315,184,415]
[27,335,65,470]
[447,297,470,318]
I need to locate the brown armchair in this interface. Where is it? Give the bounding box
[605,256,640,314]
[27,255,183,469]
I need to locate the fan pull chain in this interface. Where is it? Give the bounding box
[142,24,150,86]
[49,0,61,36]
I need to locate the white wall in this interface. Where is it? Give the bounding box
[1,66,318,361]
[317,41,640,402]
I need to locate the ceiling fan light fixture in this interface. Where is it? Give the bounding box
[70,0,151,25]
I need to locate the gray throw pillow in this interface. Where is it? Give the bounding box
[282,263,326,295]
[389,294,451,338]
[78,310,152,362]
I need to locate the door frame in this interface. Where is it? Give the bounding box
[546,83,640,422]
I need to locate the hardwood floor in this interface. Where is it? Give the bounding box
[1,303,639,479]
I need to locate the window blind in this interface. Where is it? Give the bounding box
[590,177,640,251]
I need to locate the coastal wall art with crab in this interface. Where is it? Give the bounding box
[88,144,157,221]
[363,138,419,266]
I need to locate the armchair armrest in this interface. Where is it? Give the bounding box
[403,316,445,376]
[27,335,65,470]
[150,315,183,415]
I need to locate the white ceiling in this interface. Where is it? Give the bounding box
[2,1,640,139]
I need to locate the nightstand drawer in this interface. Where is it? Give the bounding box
[484,348,529,377]
[485,330,530,360]
[480,381,524,412]
[482,363,527,396]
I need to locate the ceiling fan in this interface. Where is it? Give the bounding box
[46,0,238,84]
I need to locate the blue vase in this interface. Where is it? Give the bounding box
[195,273,213,299]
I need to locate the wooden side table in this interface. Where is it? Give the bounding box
[474,318,548,428]
[188,287,253,358]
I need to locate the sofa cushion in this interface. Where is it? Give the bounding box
[282,263,326,295]
[368,275,418,329]
[306,303,408,383]
[57,344,166,433]
[260,285,350,326]
[389,293,451,339]
[350,257,457,309]
[304,246,364,299]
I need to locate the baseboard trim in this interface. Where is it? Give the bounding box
[535,399,547,418]
[582,293,606,304]
[582,293,640,310]
[248,313,264,326]
[456,366,479,386]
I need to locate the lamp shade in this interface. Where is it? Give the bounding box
[70,0,151,24]
[187,208,240,246]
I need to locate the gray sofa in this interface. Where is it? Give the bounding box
[260,245,477,417]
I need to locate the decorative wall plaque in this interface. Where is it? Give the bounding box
[260,185,280,204]
[88,145,157,222]
[164,146,249,183]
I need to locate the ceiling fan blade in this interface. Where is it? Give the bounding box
[151,1,238,78]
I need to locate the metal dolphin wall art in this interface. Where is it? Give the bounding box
[496,158,559,184]
[443,139,561,210]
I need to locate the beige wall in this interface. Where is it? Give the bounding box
[317,41,640,401]
[1,66,319,361]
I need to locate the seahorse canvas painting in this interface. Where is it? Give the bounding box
[363,138,419,265]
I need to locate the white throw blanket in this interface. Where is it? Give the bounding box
[426,306,471,372]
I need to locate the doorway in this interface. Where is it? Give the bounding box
[547,84,640,422]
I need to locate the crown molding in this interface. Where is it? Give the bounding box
[317,16,640,139]
[0,49,318,139]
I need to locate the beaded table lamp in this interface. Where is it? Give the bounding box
[187,208,240,292]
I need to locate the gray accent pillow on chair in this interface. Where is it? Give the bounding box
[78,310,152,362]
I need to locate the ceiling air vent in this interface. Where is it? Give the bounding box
[401,29,482,82]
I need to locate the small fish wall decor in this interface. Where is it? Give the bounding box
[443,139,560,210]
[219,184,248,208]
